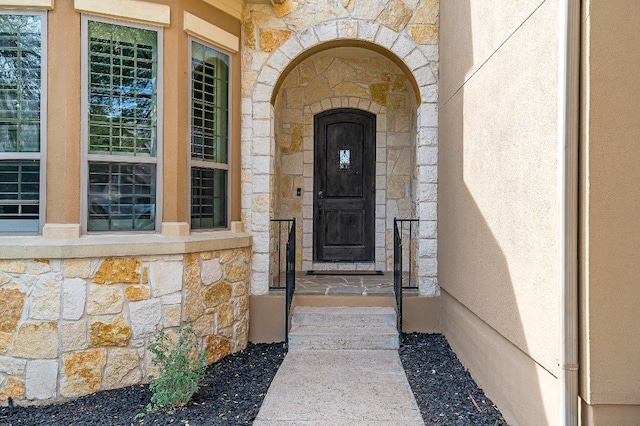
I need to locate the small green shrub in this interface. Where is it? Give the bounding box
[144,320,207,414]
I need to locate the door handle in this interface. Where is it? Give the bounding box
[318,190,323,199]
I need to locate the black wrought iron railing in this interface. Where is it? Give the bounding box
[270,218,296,347]
[394,218,419,343]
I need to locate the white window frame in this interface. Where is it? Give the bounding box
[80,14,163,234]
[188,36,231,231]
[0,10,47,235]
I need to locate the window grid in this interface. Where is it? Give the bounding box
[84,18,160,233]
[0,13,43,233]
[190,40,229,230]
[0,160,39,219]
[88,162,156,231]
[88,21,156,157]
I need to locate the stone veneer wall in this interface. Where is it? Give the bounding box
[0,248,250,404]
[241,0,440,295]
[273,53,418,271]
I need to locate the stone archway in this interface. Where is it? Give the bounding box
[242,18,438,296]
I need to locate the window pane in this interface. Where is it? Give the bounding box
[191,42,228,164]
[0,160,39,232]
[87,21,157,157]
[191,167,226,229]
[88,162,156,231]
[0,14,41,153]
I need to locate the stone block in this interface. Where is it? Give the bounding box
[93,258,141,285]
[87,285,124,315]
[129,299,162,339]
[11,321,58,359]
[409,24,438,45]
[0,377,25,400]
[203,282,232,309]
[25,359,57,400]
[102,348,141,390]
[125,285,151,301]
[0,332,10,354]
[90,317,131,347]
[201,259,223,286]
[223,253,250,283]
[217,304,235,329]
[62,278,86,321]
[0,288,25,333]
[0,356,26,375]
[0,260,26,274]
[61,321,88,351]
[149,261,183,297]
[259,28,293,53]
[163,304,181,328]
[205,336,231,364]
[61,349,106,397]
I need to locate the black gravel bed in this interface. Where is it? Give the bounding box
[2,334,507,426]
[0,342,286,426]
[400,333,507,425]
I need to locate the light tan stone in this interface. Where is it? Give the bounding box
[0,377,25,400]
[370,82,390,105]
[218,248,250,265]
[0,332,12,354]
[61,349,107,397]
[378,0,413,32]
[205,336,231,364]
[163,304,182,328]
[273,0,298,17]
[93,257,141,285]
[125,285,150,301]
[64,259,91,278]
[324,59,356,88]
[389,94,406,110]
[237,297,249,319]
[102,348,141,390]
[141,266,149,284]
[61,321,88,351]
[184,253,201,292]
[90,317,131,347]
[304,76,332,104]
[0,289,25,333]
[291,124,303,152]
[185,288,205,321]
[233,282,248,297]
[203,281,232,308]
[87,285,124,315]
[243,19,256,49]
[409,0,438,25]
[409,24,439,45]
[260,28,293,53]
[299,63,315,85]
[29,276,61,320]
[217,304,235,329]
[0,260,26,274]
[193,313,214,337]
[334,82,369,98]
[11,321,58,358]
[388,176,409,199]
[285,87,305,109]
[201,252,213,260]
[392,75,409,93]
[223,253,249,283]
[0,272,11,286]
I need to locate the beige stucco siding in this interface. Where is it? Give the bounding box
[580,0,640,411]
[439,0,560,424]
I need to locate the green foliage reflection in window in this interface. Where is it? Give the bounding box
[0,13,42,233]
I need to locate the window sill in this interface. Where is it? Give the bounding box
[0,229,252,259]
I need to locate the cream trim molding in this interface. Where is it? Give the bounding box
[183,11,239,53]
[201,0,242,20]
[74,0,170,27]
[0,0,53,9]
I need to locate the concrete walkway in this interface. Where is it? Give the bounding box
[253,349,425,425]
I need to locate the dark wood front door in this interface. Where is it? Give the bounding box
[314,109,376,262]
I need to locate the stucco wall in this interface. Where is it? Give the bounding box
[580,0,640,422]
[438,1,560,424]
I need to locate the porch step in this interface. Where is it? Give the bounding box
[289,306,399,350]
